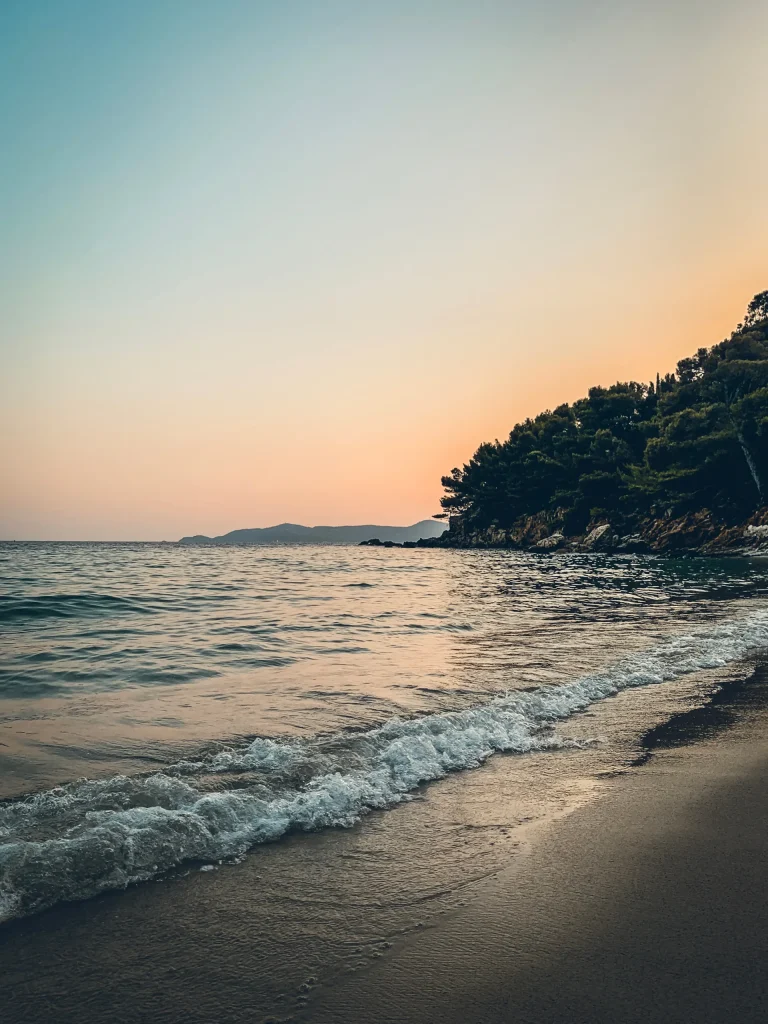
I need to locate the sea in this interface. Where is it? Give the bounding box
[2,541,768,938]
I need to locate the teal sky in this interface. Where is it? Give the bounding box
[2,1,767,539]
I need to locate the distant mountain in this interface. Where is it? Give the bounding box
[179,520,446,545]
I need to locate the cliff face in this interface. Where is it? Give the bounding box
[418,508,768,556]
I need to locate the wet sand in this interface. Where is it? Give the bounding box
[2,670,768,1023]
[307,684,768,1024]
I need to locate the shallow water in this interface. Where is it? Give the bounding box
[2,542,768,923]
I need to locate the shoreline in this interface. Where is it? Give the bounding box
[306,667,768,1023]
[2,664,767,1021]
[411,508,768,556]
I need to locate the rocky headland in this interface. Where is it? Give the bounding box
[411,508,768,555]
[421,293,768,561]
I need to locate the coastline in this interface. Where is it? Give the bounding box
[307,667,768,1024]
[2,664,768,1022]
[412,507,768,556]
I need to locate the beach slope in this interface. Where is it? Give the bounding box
[308,704,768,1023]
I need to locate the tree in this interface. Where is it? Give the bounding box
[742,291,768,329]
[440,292,768,528]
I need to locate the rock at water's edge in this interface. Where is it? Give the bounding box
[582,524,617,551]
[535,533,565,551]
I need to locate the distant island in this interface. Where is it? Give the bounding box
[425,290,768,555]
[179,520,446,546]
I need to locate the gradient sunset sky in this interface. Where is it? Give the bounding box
[2,0,767,540]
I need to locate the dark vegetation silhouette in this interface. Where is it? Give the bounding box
[439,292,768,533]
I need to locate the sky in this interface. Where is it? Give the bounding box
[2,0,767,540]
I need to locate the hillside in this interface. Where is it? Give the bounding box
[183,294,768,555]
[436,291,768,551]
[179,520,445,546]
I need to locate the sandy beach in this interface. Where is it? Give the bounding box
[306,672,768,1024]
[2,665,767,1024]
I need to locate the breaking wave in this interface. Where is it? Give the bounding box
[2,608,768,923]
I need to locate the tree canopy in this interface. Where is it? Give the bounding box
[440,294,768,532]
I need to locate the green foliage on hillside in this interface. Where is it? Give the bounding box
[440,292,768,532]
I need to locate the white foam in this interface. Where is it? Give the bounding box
[2,608,768,923]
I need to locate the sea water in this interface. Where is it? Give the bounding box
[2,541,768,922]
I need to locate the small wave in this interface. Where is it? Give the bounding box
[0,593,154,623]
[2,608,768,923]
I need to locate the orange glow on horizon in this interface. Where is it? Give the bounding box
[2,2,767,539]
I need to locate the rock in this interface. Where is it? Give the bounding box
[644,510,722,553]
[511,512,560,547]
[535,532,565,550]
[615,534,650,553]
[745,524,768,541]
[486,526,508,546]
[582,524,617,551]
